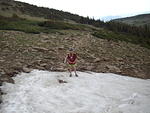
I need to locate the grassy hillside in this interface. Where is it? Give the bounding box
[113,14,150,26]
[1,0,149,38]
[0,0,81,22]
[0,15,93,33]
[93,29,150,49]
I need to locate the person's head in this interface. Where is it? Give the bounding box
[69,48,74,53]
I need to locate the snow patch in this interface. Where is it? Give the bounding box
[1,70,150,113]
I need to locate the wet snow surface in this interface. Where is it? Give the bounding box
[1,70,150,113]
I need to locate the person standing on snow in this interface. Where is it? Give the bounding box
[64,48,78,77]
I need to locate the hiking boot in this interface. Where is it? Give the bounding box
[69,74,72,77]
[75,74,78,77]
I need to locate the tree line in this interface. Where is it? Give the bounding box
[105,21,150,38]
[77,16,150,38]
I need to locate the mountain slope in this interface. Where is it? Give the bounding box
[1,70,150,113]
[0,0,81,22]
[113,14,150,26]
[0,30,150,80]
[0,0,150,81]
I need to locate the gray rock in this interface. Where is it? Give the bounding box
[41,34,49,39]
[94,58,101,63]
[0,60,5,62]
[116,57,124,61]
[0,69,6,75]
[32,47,49,52]
[40,63,47,67]
[57,46,64,50]
[102,58,110,61]
[23,67,33,73]
[106,65,121,73]
[86,65,95,70]
[36,66,45,70]
[58,79,67,83]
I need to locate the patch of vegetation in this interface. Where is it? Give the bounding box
[0,15,52,33]
[92,29,150,49]
[0,15,89,34]
[38,20,87,30]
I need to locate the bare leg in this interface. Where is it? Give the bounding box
[68,68,72,77]
[74,66,78,77]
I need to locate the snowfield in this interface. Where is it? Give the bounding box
[0,70,150,113]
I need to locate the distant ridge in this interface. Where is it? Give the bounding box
[112,14,150,26]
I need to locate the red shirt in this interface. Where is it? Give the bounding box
[67,53,77,64]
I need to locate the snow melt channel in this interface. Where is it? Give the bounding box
[0,70,150,113]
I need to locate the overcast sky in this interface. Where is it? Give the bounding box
[15,0,150,19]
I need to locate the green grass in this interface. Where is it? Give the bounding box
[0,16,54,33]
[0,16,89,34]
[92,29,150,49]
[38,20,89,30]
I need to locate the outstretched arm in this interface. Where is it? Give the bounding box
[64,56,67,63]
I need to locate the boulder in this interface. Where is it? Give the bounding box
[94,58,101,63]
[106,65,121,73]
[23,67,33,73]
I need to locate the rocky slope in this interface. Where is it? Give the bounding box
[0,30,150,83]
